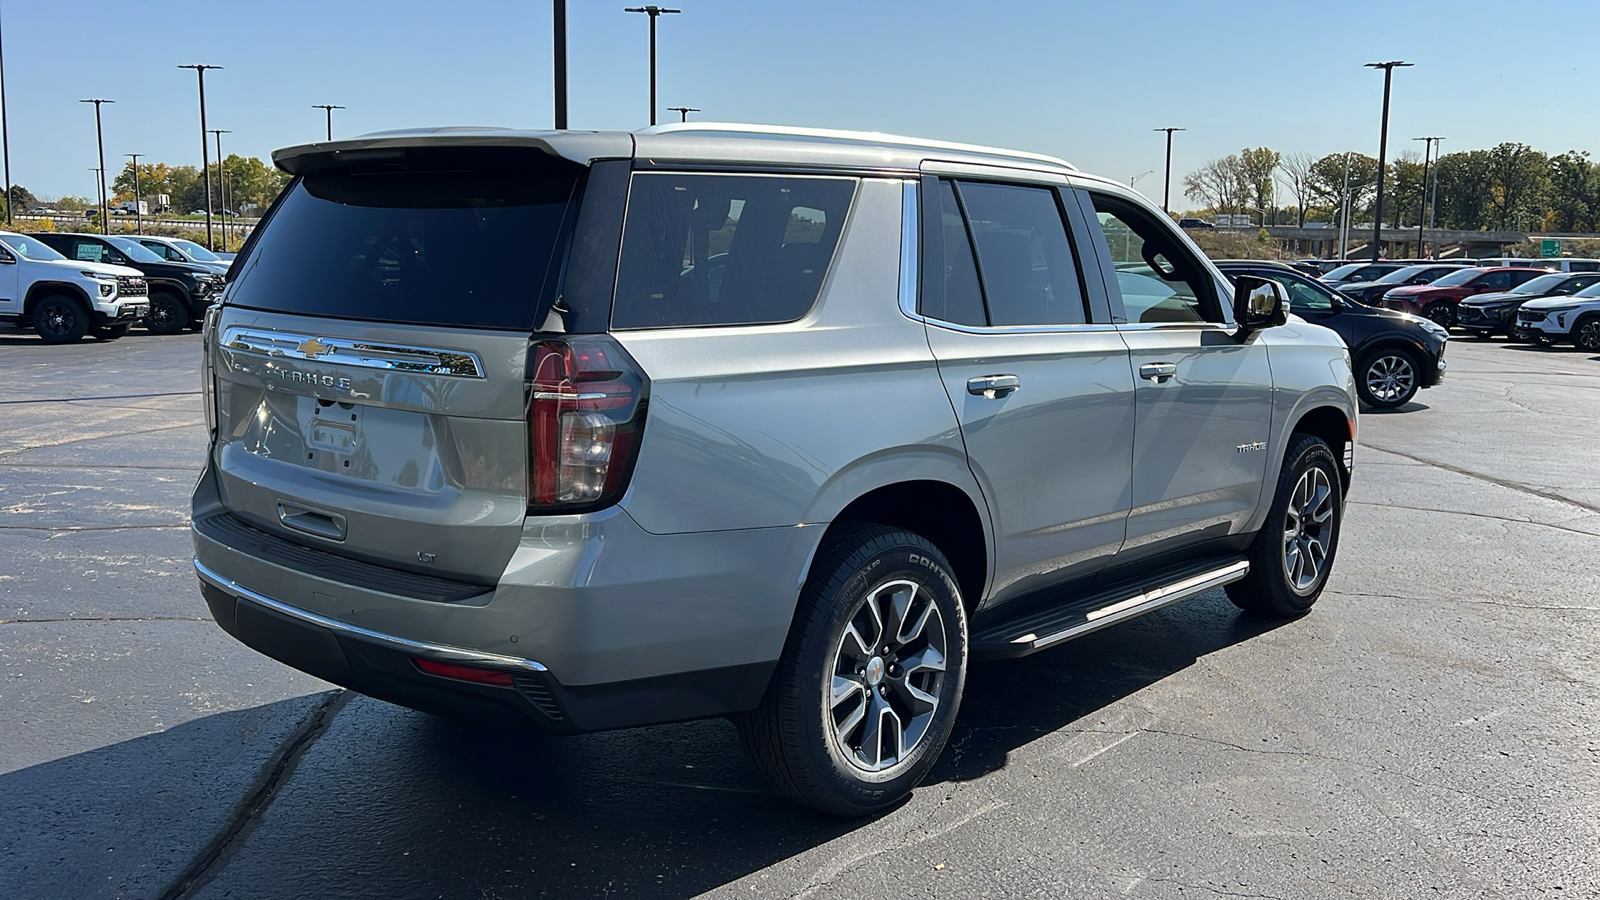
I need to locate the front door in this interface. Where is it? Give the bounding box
[0,243,19,312]
[919,177,1135,608]
[1077,188,1275,563]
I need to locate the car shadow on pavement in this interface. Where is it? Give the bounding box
[0,593,1285,899]
[1361,400,1430,414]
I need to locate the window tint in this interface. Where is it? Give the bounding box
[612,173,854,330]
[1090,194,1214,324]
[955,182,1086,327]
[1272,270,1333,311]
[226,160,579,330]
[1477,271,1513,290]
[926,180,986,326]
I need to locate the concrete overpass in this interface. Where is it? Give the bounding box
[1260,225,1529,259]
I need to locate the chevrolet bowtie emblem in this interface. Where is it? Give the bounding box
[296,338,333,358]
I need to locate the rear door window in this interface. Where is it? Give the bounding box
[226,156,580,330]
[954,181,1087,327]
[611,173,856,329]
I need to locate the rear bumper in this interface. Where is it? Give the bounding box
[191,462,818,732]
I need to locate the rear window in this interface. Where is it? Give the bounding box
[227,158,578,329]
[611,172,856,329]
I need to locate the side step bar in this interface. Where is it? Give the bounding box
[972,558,1250,660]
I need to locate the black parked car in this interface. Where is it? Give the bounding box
[1318,261,1411,285]
[1336,263,1472,305]
[36,233,223,334]
[1457,271,1600,339]
[1218,260,1449,409]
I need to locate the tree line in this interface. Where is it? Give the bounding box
[3,156,290,217]
[1183,145,1600,233]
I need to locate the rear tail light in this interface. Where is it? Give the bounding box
[412,658,514,687]
[526,335,648,511]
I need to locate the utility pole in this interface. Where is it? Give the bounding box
[312,104,343,141]
[553,0,568,129]
[179,64,222,250]
[1365,60,1412,262]
[125,153,142,234]
[624,6,680,125]
[1153,127,1185,214]
[667,106,698,122]
[1414,136,1441,259]
[1338,153,1352,261]
[210,129,230,251]
[0,7,12,226]
[80,99,113,233]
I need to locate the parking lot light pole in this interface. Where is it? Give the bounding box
[667,106,698,122]
[179,64,222,251]
[1414,136,1441,258]
[1365,60,1411,261]
[624,6,680,126]
[0,9,12,226]
[80,99,113,233]
[1154,127,1185,214]
[312,104,343,141]
[124,153,142,234]
[210,129,230,251]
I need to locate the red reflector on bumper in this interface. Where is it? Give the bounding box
[413,658,515,687]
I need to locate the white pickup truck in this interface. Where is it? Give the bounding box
[0,230,149,342]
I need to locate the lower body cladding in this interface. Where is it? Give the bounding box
[191,468,820,734]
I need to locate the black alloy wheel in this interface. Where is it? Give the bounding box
[32,295,89,344]
[1424,303,1457,330]
[1574,315,1600,353]
[144,292,188,335]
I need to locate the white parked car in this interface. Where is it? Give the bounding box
[1516,282,1600,351]
[0,230,149,342]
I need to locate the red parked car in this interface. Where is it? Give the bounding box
[1381,267,1548,329]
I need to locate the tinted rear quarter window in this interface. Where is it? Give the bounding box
[611,173,856,330]
[227,156,579,330]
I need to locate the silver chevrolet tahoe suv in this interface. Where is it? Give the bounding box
[193,124,1357,815]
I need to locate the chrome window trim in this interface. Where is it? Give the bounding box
[194,558,548,674]
[219,326,486,378]
[926,319,1122,336]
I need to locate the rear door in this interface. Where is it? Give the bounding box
[1075,185,1274,562]
[209,151,588,584]
[918,173,1135,608]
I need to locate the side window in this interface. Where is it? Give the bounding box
[73,241,106,263]
[953,181,1087,327]
[612,172,855,329]
[1088,193,1216,324]
[1569,275,1600,292]
[1477,271,1513,290]
[929,180,987,326]
[1277,271,1333,311]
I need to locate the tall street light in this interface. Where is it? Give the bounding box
[624,6,680,125]
[179,64,222,250]
[1365,60,1412,262]
[0,8,12,226]
[1414,136,1442,259]
[667,106,698,122]
[1154,127,1185,214]
[210,129,231,251]
[124,152,143,234]
[80,99,114,232]
[554,0,568,129]
[312,104,343,141]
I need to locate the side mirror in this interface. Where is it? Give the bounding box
[1232,275,1289,334]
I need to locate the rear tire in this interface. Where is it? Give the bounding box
[31,295,90,344]
[144,291,189,335]
[736,524,968,817]
[1227,434,1342,618]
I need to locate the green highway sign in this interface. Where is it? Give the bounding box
[1541,239,1561,258]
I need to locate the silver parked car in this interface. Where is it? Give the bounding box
[192,124,1357,815]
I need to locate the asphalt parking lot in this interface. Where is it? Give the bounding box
[2,328,1597,899]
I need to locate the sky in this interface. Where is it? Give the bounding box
[3,0,1595,205]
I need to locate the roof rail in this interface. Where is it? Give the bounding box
[639,121,1076,171]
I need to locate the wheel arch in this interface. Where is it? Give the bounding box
[1288,405,1353,494]
[24,281,92,315]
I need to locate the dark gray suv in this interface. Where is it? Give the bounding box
[193,124,1357,815]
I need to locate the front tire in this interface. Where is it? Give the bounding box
[1574,315,1600,353]
[1355,348,1420,409]
[737,524,968,816]
[1227,434,1342,618]
[144,292,189,335]
[32,295,90,343]
[1424,302,1456,330]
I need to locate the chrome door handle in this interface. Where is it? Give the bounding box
[1139,362,1178,383]
[966,374,1021,398]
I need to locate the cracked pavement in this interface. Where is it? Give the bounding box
[1,328,1597,898]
